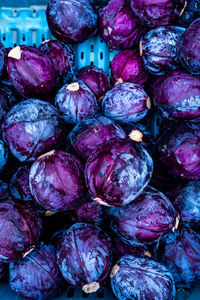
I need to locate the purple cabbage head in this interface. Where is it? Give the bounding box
[0,199,42,262]
[57,223,112,293]
[130,0,186,26]
[29,150,85,212]
[178,18,200,75]
[70,193,105,226]
[158,122,200,180]
[151,70,200,121]
[172,181,200,228]
[76,66,110,100]
[0,42,7,78]
[110,255,176,300]
[55,80,99,124]
[9,165,33,202]
[7,46,56,100]
[141,26,185,75]
[68,115,126,161]
[108,186,179,246]
[157,227,200,288]
[99,0,144,50]
[9,243,65,299]
[102,82,151,124]
[2,99,65,162]
[46,0,98,44]
[39,39,75,85]
[85,138,153,207]
[0,140,8,173]
[111,49,149,85]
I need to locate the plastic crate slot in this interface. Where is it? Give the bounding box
[97,287,104,298]
[12,29,18,46]
[31,29,37,46]
[32,8,37,17]
[82,291,89,298]
[12,9,17,17]
[66,286,75,298]
[91,61,94,65]
[22,34,26,41]
[2,34,6,41]
[90,44,94,51]
[100,52,103,60]
[41,34,45,41]
[81,52,84,60]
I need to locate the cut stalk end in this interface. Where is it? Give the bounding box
[110,264,120,278]
[67,82,80,91]
[82,282,100,294]
[8,46,22,60]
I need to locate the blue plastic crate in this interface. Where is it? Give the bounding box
[0,1,200,299]
[0,0,118,75]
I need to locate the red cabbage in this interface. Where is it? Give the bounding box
[55,80,99,124]
[46,0,98,44]
[102,82,151,123]
[2,99,65,162]
[108,186,179,246]
[39,39,75,85]
[130,0,186,26]
[29,150,85,212]
[141,26,185,75]
[157,227,200,288]
[111,255,176,300]
[178,18,200,75]
[151,70,200,121]
[158,122,200,180]
[99,0,144,49]
[57,223,112,293]
[9,243,65,299]
[0,199,42,262]
[7,46,56,100]
[85,138,153,207]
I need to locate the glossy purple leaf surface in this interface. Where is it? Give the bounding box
[108,186,178,246]
[57,223,112,291]
[111,255,176,300]
[2,99,65,162]
[85,138,153,207]
[29,150,85,212]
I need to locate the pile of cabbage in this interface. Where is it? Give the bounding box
[0,0,200,299]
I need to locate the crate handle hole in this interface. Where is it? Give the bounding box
[97,287,104,298]
[81,52,84,60]
[100,52,103,60]
[82,291,89,298]
[66,286,75,298]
